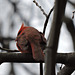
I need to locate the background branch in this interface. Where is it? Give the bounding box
[57,65,75,75]
[63,16,75,50]
[33,0,47,17]
[0,37,15,42]
[68,0,75,8]
[0,47,19,52]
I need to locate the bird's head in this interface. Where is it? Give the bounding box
[15,23,28,41]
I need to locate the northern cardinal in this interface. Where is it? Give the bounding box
[16,23,46,61]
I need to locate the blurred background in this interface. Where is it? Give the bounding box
[0,0,75,75]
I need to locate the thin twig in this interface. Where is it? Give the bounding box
[33,0,54,34]
[43,6,54,34]
[33,0,47,17]
[0,47,19,52]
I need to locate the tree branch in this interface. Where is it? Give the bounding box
[0,47,19,52]
[0,53,75,65]
[68,0,75,8]
[45,0,67,75]
[0,53,43,64]
[57,53,75,65]
[0,37,15,42]
[43,6,54,34]
[57,65,75,75]
[33,0,47,17]
[63,16,75,50]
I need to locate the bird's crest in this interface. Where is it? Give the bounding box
[19,23,24,31]
[17,23,25,36]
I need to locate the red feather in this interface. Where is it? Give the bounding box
[16,23,46,61]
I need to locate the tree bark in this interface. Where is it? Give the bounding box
[45,0,67,75]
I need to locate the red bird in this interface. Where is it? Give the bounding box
[16,23,46,61]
